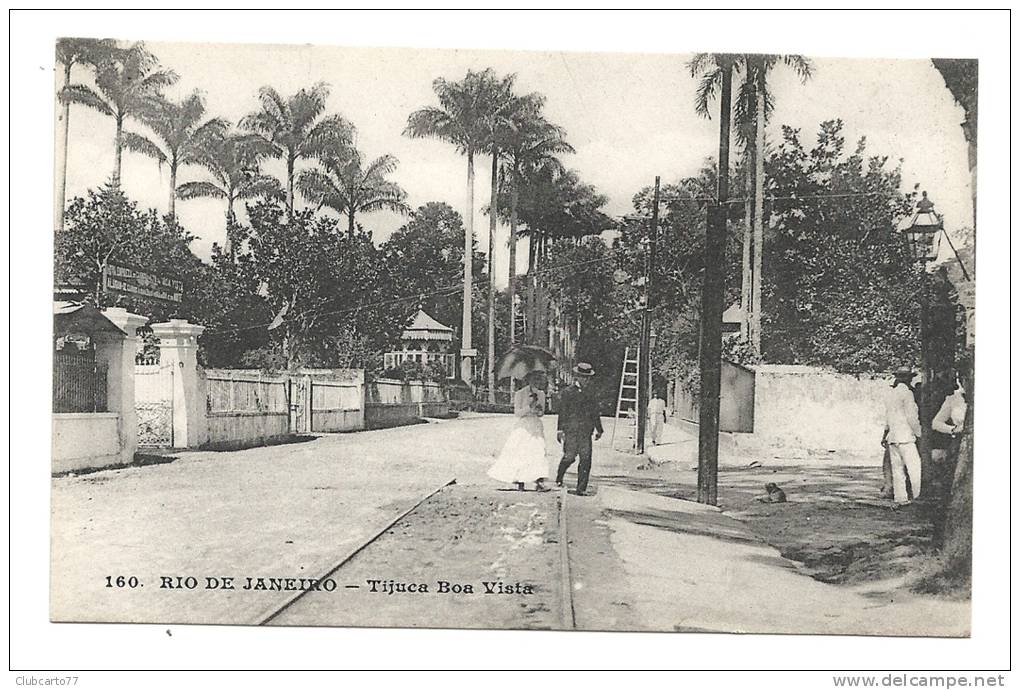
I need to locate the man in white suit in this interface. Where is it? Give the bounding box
[884,366,923,505]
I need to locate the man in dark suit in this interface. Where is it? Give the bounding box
[555,362,604,495]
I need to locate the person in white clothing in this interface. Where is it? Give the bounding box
[931,374,968,463]
[883,365,923,505]
[487,371,550,491]
[647,391,667,445]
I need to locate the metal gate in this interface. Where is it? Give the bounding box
[135,363,174,447]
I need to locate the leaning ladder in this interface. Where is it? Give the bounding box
[610,346,640,451]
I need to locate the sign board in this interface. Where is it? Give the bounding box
[102,264,183,304]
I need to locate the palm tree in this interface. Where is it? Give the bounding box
[297,148,410,239]
[692,53,753,345]
[60,42,178,186]
[176,131,284,258]
[55,37,116,231]
[691,53,812,355]
[739,54,813,354]
[405,68,501,385]
[240,82,353,216]
[500,97,574,347]
[123,91,228,217]
[481,72,521,401]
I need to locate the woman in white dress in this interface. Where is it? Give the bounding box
[487,371,550,491]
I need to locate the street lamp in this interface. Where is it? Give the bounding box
[897,190,944,492]
[898,191,943,263]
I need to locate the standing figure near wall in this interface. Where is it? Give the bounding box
[883,366,923,505]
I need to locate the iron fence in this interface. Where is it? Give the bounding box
[53,352,108,413]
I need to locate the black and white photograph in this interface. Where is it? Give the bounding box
[8,7,1013,680]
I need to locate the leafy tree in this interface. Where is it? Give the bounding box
[761,120,923,372]
[55,37,117,230]
[224,200,395,370]
[240,83,353,216]
[56,184,206,321]
[124,91,228,217]
[297,147,410,239]
[621,169,744,398]
[381,202,486,349]
[60,42,178,185]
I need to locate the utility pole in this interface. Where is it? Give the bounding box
[697,56,733,506]
[637,176,660,454]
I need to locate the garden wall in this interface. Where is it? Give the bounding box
[364,378,449,429]
[745,365,888,454]
[670,363,890,456]
[52,412,121,473]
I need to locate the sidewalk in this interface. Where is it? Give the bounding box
[587,485,969,636]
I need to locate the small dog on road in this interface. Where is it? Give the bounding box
[755,482,787,504]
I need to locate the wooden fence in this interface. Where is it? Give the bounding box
[203,369,290,448]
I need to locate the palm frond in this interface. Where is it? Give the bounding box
[289,82,330,133]
[60,83,114,116]
[300,114,353,159]
[404,106,465,149]
[56,37,117,69]
[358,181,410,215]
[362,154,400,180]
[176,180,227,201]
[238,175,285,201]
[296,168,345,210]
[121,131,167,164]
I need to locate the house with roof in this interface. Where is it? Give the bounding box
[383,309,456,379]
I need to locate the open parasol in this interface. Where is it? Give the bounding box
[495,345,558,380]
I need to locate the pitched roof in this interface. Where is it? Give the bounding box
[401,309,453,342]
[53,302,126,336]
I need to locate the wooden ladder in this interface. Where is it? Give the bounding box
[610,346,640,451]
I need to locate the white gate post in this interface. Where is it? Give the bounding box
[101,307,148,464]
[150,319,206,448]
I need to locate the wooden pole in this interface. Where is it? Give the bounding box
[697,56,732,506]
[637,176,660,454]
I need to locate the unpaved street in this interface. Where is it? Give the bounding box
[51,414,968,635]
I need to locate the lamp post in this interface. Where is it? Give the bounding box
[898,190,944,493]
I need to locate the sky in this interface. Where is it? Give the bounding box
[60,41,974,287]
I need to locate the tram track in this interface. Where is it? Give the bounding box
[257,478,457,626]
[257,477,576,630]
[557,487,577,630]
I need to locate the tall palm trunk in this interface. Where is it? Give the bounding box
[537,231,548,347]
[113,114,124,186]
[487,152,498,403]
[225,202,236,263]
[526,228,534,342]
[741,146,754,342]
[508,181,519,345]
[750,85,766,356]
[460,151,475,384]
[168,162,177,218]
[56,62,72,232]
[348,209,356,239]
[286,154,296,217]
